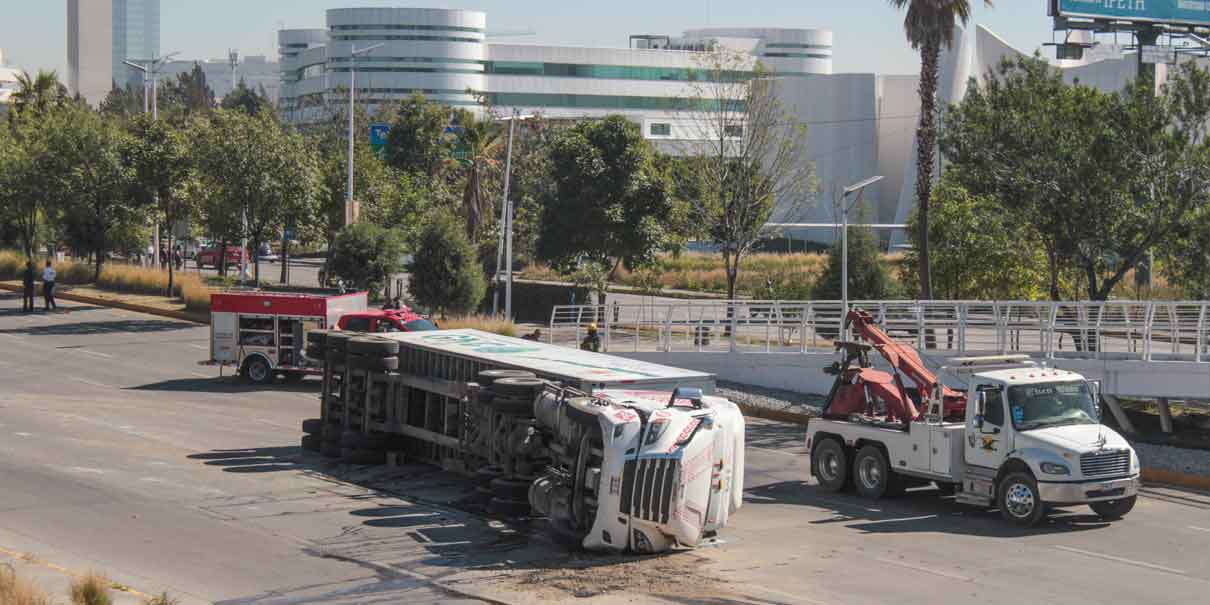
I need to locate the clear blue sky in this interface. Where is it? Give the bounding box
[1,1,1053,76]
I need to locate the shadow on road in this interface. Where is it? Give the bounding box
[0,318,194,337]
[744,480,1111,537]
[131,376,318,394]
[745,420,807,452]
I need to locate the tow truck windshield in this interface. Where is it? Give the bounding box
[1008,381,1099,431]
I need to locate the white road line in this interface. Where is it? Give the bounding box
[187,344,208,350]
[1053,545,1187,576]
[71,377,112,389]
[77,349,114,359]
[1189,526,1210,533]
[876,557,971,582]
[747,445,802,457]
[189,372,211,378]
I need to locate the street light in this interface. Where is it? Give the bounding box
[123,52,179,270]
[491,110,534,319]
[345,42,384,227]
[839,176,885,316]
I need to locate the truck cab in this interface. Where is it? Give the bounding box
[336,309,437,334]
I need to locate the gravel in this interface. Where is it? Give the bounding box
[1133,441,1210,477]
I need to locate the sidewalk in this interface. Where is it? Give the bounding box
[0,281,207,324]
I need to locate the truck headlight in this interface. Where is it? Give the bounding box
[1040,462,1070,475]
[1130,450,1140,474]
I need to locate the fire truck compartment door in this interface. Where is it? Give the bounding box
[212,312,238,362]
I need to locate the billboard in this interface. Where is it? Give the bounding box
[1055,0,1210,28]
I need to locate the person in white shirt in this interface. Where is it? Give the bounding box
[41,260,57,311]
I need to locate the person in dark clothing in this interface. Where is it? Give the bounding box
[41,260,57,311]
[21,261,36,312]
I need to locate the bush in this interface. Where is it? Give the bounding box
[0,250,25,280]
[329,223,407,299]
[55,260,93,285]
[0,565,53,605]
[439,314,517,337]
[813,225,900,301]
[407,212,486,317]
[69,571,113,605]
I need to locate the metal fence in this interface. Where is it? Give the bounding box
[548,300,1210,362]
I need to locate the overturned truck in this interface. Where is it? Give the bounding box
[301,328,746,553]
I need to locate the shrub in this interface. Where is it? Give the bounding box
[69,571,113,605]
[0,565,53,605]
[439,314,518,337]
[329,223,407,299]
[55,260,93,285]
[0,250,25,280]
[813,225,900,301]
[407,212,486,317]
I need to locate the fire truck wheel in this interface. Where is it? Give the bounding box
[492,377,546,399]
[491,476,533,500]
[853,445,891,499]
[348,337,400,356]
[320,440,342,458]
[306,330,329,347]
[300,434,321,452]
[490,396,534,416]
[341,448,386,466]
[243,356,273,384]
[564,397,602,427]
[301,418,323,435]
[475,465,505,485]
[347,353,399,372]
[812,438,850,493]
[477,369,536,386]
[488,497,530,518]
[322,422,344,442]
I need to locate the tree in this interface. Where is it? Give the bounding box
[537,115,675,277]
[3,71,70,257]
[888,0,993,300]
[8,70,69,124]
[100,82,145,119]
[331,222,407,299]
[156,63,214,123]
[454,110,503,240]
[812,222,897,301]
[220,80,271,115]
[383,93,453,177]
[126,114,192,290]
[903,171,1046,300]
[407,212,486,316]
[679,49,815,300]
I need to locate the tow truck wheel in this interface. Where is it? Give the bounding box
[854,445,891,499]
[998,472,1046,527]
[1089,495,1136,520]
[243,357,272,384]
[812,438,849,493]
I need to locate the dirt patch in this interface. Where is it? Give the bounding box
[510,551,729,600]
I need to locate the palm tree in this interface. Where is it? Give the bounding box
[888,0,991,300]
[457,112,503,241]
[10,69,68,119]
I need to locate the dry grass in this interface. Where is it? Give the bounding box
[68,571,112,605]
[141,592,179,605]
[0,565,54,605]
[95,265,214,311]
[439,314,518,337]
[0,250,25,280]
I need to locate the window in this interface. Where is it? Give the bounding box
[342,317,371,332]
[980,387,1005,427]
[403,319,438,332]
[724,125,744,138]
[649,123,671,136]
[376,321,400,333]
[485,61,749,83]
[488,93,742,112]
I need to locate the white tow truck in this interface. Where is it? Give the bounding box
[806,309,1140,526]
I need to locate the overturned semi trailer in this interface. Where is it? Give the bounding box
[302,329,745,553]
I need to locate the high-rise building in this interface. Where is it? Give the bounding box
[67,0,160,105]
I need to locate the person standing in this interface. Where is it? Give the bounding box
[41,260,57,311]
[21,260,36,312]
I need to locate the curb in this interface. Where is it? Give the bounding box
[0,283,208,324]
[738,403,812,426]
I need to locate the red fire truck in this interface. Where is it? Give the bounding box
[202,290,369,383]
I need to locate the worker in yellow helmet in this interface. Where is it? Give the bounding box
[580,322,601,352]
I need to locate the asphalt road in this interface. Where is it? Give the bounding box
[0,291,1207,604]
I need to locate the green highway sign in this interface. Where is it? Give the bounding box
[1056,0,1210,28]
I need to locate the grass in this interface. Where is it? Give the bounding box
[440,314,518,337]
[142,592,179,605]
[69,571,112,605]
[0,565,54,605]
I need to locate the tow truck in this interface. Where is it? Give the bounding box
[806,309,1140,526]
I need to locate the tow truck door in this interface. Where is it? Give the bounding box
[965,383,1009,470]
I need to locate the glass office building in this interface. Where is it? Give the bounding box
[113,0,161,88]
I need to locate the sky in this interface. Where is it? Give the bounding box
[0,1,1056,76]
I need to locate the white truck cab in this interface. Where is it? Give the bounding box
[807,358,1140,526]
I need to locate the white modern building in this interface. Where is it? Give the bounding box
[0,49,23,116]
[67,0,160,106]
[161,54,281,102]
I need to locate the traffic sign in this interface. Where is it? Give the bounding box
[369,123,391,150]
[1055,0,1210,29]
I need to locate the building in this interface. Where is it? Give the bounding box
[0,49,22,117]
[67,0,160,106]
[161,54,281,102]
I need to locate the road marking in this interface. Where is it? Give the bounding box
[14,432,32,437]
[1189,526,1210,533]
[77,349,113,359]
[876,557,971,582]
[190,372,211,378]
[1053,545,1187,576]
[68,466,108,475]
[188,344,208,350]
[70,377,112,389]
[748,445,801,457]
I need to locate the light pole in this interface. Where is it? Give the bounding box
[491,110,534,318]
[345,42,383,227]
[839,176,885,315]
[124,52,179,269]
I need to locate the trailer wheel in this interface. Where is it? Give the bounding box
[998,472,1046,527]
[301,418,323,435]
[341,447,385,465]
[306,329,329,348]
[348,336,400,356]
[492,376,546,399]
[812,438,849,493]
[853,445,891,499]
[1089,495,1136,520]
[347,353,399,371]
[326,332,353,353]
[477,369,536,386]
[301,434,321,452]
[488,497,531,518]
[322,422,344,442]
[320,440,342,458]
[491,476,533,501]
[243,356,273,384]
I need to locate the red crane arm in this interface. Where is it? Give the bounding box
[846,309,966,417]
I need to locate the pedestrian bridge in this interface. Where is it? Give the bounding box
[547,300,1210,404]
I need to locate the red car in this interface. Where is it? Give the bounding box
[196,245,248,269]
[336,308,438,334]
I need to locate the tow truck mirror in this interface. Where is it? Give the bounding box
[1088,380,1102,421]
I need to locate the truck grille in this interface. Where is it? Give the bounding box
[1080,449,1130,477]
[620,458,678,524]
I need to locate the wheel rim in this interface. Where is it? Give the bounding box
[1005,482,1036,518]
[818,450,840,482]
[249,360,269,382]
[858,456,882,490]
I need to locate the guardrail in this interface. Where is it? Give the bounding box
[549,300,1210,362]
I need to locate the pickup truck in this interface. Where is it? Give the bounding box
[196,245,247,270]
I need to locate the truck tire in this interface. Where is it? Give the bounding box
[326,332,353,353]
[320,440,342,458]
[998,472,1046,527]
[491,476,533,501]
[341,447,385,465]
[347,353,399,372]
[490,396,534,416]
[1089,495,1136,520]
[488,497,530,518]
[306,330,329,348]
[491,376,546,399]
[812,438,849,493]
[301,434,321,452]
[342,431,391,451]
[348,337,399,356]
[305,346,324,360]
[301,418,323,435]
[853,445,891,499]
[477,369,535,386]
[243,356,273,384]
[322,422,344,442]
[564,397,602,427]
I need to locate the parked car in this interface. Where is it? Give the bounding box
[196,245,247,269]
[336,308,438,333]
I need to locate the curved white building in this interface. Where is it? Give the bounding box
[681,27,833,75]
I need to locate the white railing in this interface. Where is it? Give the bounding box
[548,300,1210,362]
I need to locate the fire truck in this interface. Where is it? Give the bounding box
[203,290,368,383]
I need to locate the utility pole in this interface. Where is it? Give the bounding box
[345,43,384,227]
[125,52,178,270]
[229,49,239,99]
[491,110,533,318]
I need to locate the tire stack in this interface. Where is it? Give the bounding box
[475,370,546,517]
[319,331,353,458]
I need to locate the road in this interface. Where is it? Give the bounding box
[0,291,1207,604]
